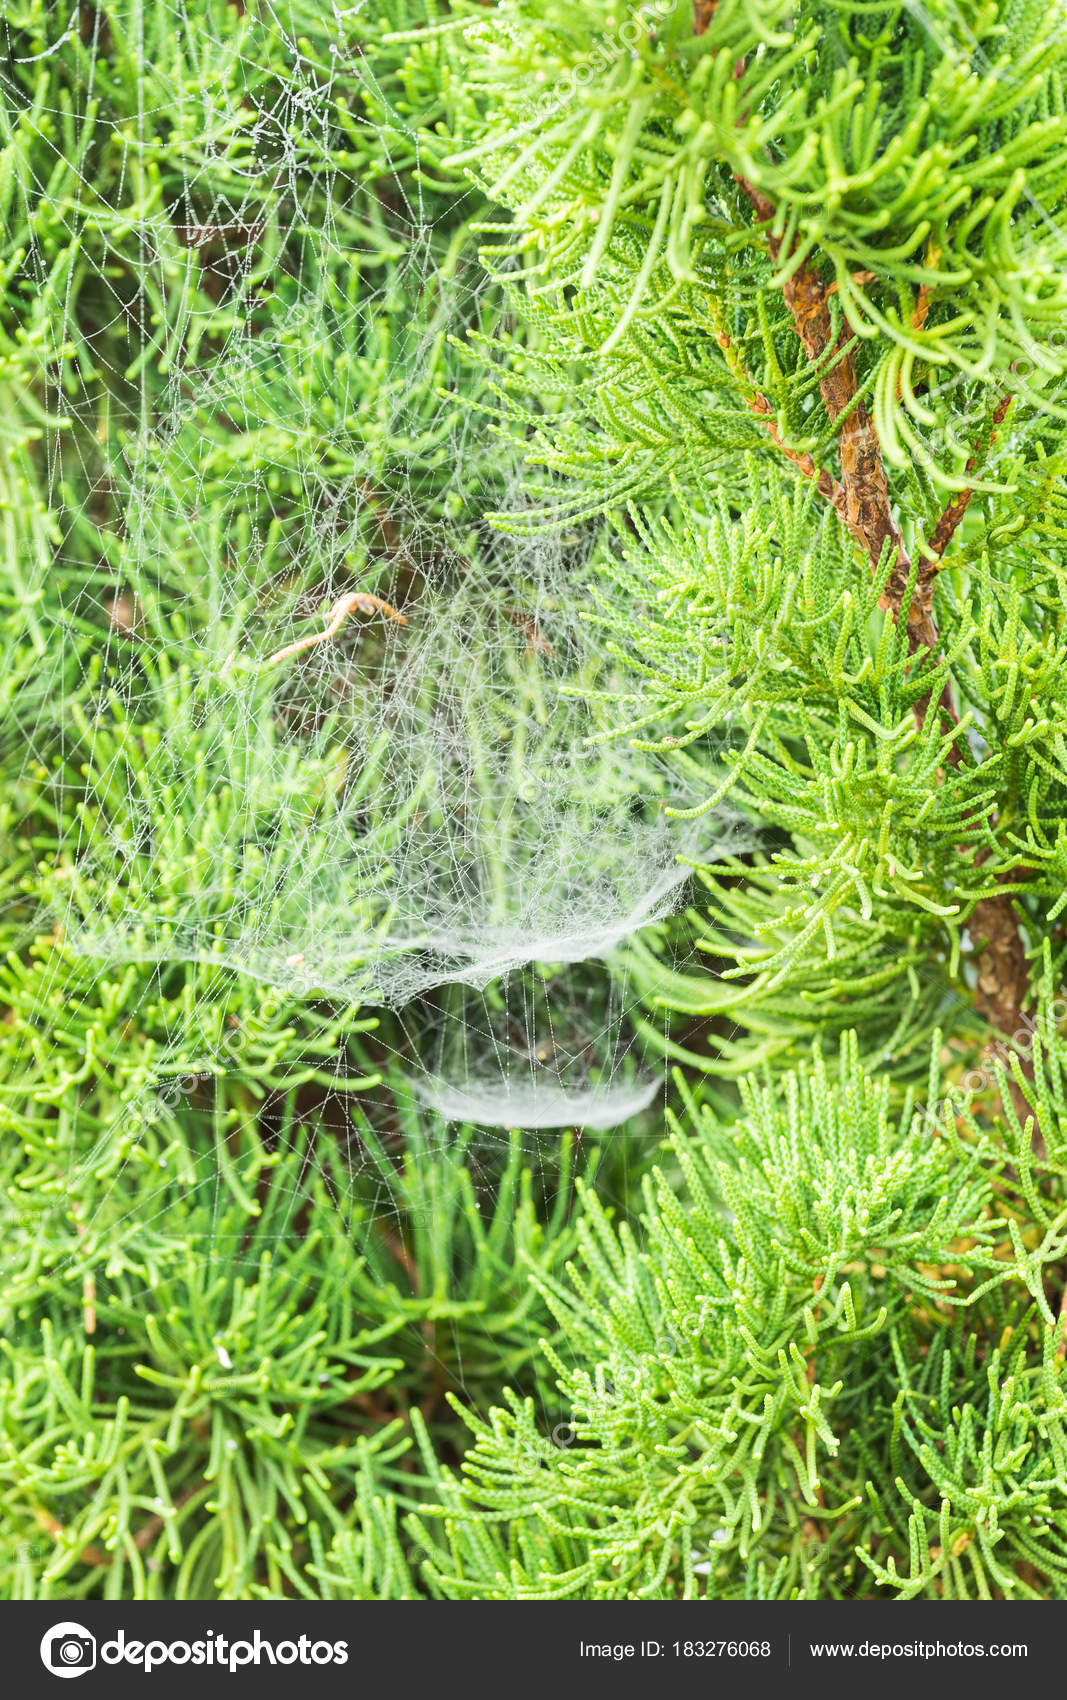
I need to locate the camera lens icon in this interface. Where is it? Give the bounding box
[57,1639,92,1668]
[40,1623,97,1679]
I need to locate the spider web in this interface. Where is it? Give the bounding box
[4,0,753,1154]
[0,29,775,1572]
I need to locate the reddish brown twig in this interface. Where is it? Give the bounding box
[970,889,1031,1047]
[736,180,1032,1063]
[894,243,938,400]
[505,610,553,658]
[923,392,1013,567]
[34,1509,107,1571]
[912,281,933,336]
[708,312,847,519]
[131,1480,209,1554]
[825,270,877,298]
[736,178,931,647]
[911,243,939,338]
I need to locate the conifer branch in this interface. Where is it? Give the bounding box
[12,0,1067,1612]
[708,312,847,518]
[733,181,972,781]
[718,31,1031,1068]
[734,182,1032,1053]
[910,242,939,339]
[922,386,1030,1062]
[912,280,933,336]
[923,392,1014,567]
[735,179,931,643]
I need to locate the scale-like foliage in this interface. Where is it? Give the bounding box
[6,0,1067,1609]
[0,1074,604,1599]
[412,1024,1067,1600]
[412,0,1067,1081]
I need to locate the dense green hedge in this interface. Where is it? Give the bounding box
[5,0,1067,1601]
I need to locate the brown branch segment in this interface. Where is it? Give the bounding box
[924,392,1013,566]
[748,390,846,514]
[737,179,937,649]
[708,312,848,519]
[785,267,903,579]
[734,179,1032,1069]
[971,892,1029,1039]
[970,885,1037,1144]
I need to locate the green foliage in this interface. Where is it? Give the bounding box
[0,0,618,1602]
[6,0,1067,1608]
[413,1025,1067,1600]
[0,1074,600,1598]
[429,0,1067,467]
[584,474,1064,1071]
[414,0,1067,1076]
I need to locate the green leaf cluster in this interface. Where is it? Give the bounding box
[7,0,1067,1607]
[415,1024,1067,1599]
